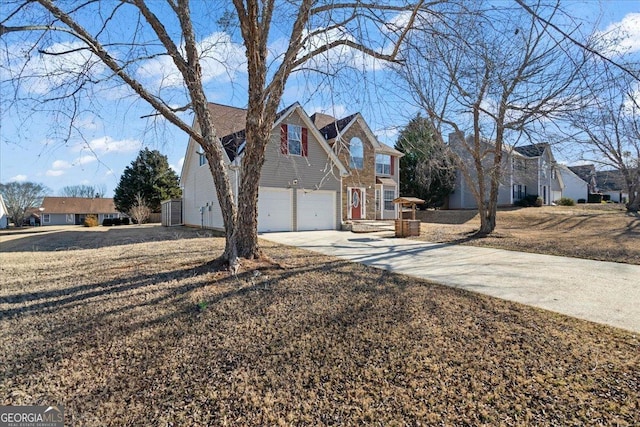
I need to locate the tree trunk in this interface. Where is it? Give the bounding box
[236,117,272,259]
[627,184,639,212]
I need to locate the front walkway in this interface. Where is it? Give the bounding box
[261,230,640,333]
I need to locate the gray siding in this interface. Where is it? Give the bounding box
[260,110,342,193]
[182,108,341,231]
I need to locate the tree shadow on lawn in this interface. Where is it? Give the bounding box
[1,256,360,379]
[0,225,222,253]
[3,249,639,424]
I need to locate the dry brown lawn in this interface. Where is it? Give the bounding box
[415,204,640,264]
[0,224,638,425]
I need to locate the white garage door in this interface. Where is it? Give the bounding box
[258,188,292,232]
[297,190,336,231]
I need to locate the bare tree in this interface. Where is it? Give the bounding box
[129,193,151,225]
[395,1,592,234]
[1,0,432,267]
[60,184,106,198]
[0,181,49,227]
[567,67,640,212]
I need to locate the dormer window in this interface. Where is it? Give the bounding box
[350,137,364,169]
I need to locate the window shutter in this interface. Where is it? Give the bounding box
[280,124,288,154]
[301,127,308,157]
[390,156,395,175]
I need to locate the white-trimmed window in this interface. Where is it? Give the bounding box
[66,214,74,223]
[198,150,207,166]
[288,125,302,155]
[376,154,391,175]
[280,124,308,157]
[384,189,395,211]
[350,137,364,169]
[42,214,50,224]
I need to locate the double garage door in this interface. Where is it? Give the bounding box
[257,188,336,232]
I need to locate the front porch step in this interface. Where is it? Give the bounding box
[349,220,395,233]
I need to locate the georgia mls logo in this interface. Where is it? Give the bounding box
[0,405,64,427]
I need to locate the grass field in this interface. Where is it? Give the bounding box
[1,223,638,425]
[416,204,639,264]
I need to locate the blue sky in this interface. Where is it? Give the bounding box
[0,1,638,197]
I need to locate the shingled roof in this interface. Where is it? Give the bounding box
[568,164,596,183]
[513,143,549,157]
[208,103,302,162]
[41,197,118,214]
[596,170,626,192]
[310,112,338,130]
[317,114,358,140]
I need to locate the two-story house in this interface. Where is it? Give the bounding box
[448,132,563,208]
[180,102,401,232]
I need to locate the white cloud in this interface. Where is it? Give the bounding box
[10,174,28,182]
[46,169,65,177]
[170,157,185,173]
[137,32,246,89]
[74,155,97,166]
[52,160,71,170]
[299,26,391,73]
[7,41,108,95]
[596,13,640,56]
[73,136,141,154]
[383,10,438,34]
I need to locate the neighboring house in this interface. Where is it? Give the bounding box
[311,112,404,220]
[448,132,563,208]
[557,165,589,202]
[512,143,563,205]
[39,197,122,225]
[596,170,629,203]
[0,194,8,229]
[568,164,598,195]
[181,102,348,232]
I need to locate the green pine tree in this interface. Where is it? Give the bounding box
[114,148,181,213]
[395,115,456,208]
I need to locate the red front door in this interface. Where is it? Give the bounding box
[351,188,363,220]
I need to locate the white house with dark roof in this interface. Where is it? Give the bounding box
[596,170,629,203]
[557,165,589,202]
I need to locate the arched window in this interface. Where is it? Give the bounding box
[350,137,364,169]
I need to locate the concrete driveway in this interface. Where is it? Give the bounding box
[261,230,640,333]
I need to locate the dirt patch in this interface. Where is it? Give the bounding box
[414,205,640,264]
[1,226,638,425]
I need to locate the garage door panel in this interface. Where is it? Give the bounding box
[258,188,292,232]
[297,191,336,231]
